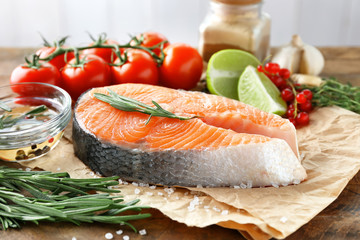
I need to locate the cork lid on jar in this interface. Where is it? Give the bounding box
[211,0,262,5]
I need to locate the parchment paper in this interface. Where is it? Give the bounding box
[20,106,360,240]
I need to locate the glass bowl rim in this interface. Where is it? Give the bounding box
[0,82,72,136]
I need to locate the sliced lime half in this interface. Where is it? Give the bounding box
[206,49,260,100]
[238,65,287,115]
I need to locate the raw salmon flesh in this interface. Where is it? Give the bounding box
[73,83,307,187]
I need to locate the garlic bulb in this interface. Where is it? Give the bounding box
[291,74,323,87]
[272,35,325,76]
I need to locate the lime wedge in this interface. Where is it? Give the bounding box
[238,65,287,115]
[207,49,261,100]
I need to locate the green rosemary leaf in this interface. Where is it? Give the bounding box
[0,101,11,112]
[11,198,67,218]
[24,105,47,116]
[94,88,201,124]
[0,167,150,230]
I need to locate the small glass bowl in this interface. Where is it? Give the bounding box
[0,82,71,162]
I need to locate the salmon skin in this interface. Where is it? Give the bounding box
[73,84,306,187]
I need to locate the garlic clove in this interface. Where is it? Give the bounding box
[291,74,323,87]
[299,44,325,76]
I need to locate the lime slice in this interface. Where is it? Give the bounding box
[238,65,287,115]
[207,49,261,100]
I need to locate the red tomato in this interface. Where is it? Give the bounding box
[159,43,203,90]
[10,62,62,95]
[36,47,75,70]
[61,55,111,100]
[111,49,159,85]
[82,39,119,63]
[132,32,169,56]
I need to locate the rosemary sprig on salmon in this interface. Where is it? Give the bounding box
[94,88,200,124]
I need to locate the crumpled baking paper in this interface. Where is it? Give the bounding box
[20,106,360,240]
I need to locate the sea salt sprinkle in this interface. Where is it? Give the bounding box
[213,206,221,212]
[105,232,113,239]
[139,229,147,236]
[187,195,200,212]
[164,187,175,196]
[132,182,139,187]
[221,210,229,215]
[71,237,77,240]
[123,235,130,240]
[280,216,288,223]
[116,229,123,235]
[149,185,156,190]
[134,188,141,195]
[146,192,153,196]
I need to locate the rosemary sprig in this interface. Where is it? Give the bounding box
[0,166,150,231]
[0,105,47,130]
[94,88,200,124]
[305,78,360,114]
[0,101,11,112]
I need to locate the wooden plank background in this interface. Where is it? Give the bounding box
[0,0,359,48]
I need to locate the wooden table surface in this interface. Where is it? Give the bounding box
[0,47,359,240]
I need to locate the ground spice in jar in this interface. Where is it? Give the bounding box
[199,0,271,62]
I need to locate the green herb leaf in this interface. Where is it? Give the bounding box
[0,167,150,230]
[0,101,11,112]
[94,88,201,125]
[305,78,360,114]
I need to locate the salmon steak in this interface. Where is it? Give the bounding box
[73,83,307,187]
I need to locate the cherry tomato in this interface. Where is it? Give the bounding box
[132,32,170,56]
[36,47,74,70]
[61,55,111,100]
[159,43,203,90]
[111,49,159,85]
[10,62,62,95]
[82,39,119,63]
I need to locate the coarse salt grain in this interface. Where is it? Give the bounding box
[132,182,139,187]
[175,196,180,200]
[57,167,61,171]
[213,207,221,212]
[116,229,123,235]
[134,188,141,194]
[272,183,279,188]
[149,185,156,189]
[25,168,31,172]
[105,232,113,239]
[204,206,210,209]
[139,229,147,235]
[240,183,247,189]
[293,179,301,185]
[157,192,164,196]
[146,192,153,196]
[139,183,149,187]
[196,184,203,188]
[164,187,175,195]
[123,235,130,240]
[72,237,77,240]
[233,185,240,189]
[221,210,229,215]
[280,216,288,223]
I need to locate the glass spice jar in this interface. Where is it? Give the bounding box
[199,0,271,62]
